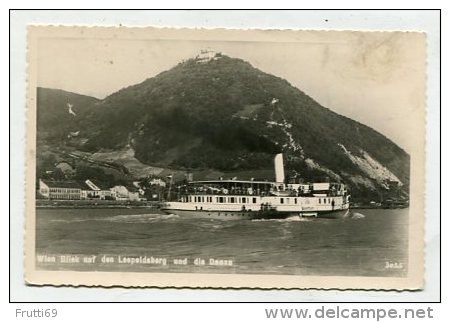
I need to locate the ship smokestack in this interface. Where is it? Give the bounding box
[274,153,285,183]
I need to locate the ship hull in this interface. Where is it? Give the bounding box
[161,208,350,220]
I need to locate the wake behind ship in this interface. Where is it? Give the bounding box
[161,154,350,220]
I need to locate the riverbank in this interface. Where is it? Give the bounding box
[36,199,159,209]
[350,203,409,210]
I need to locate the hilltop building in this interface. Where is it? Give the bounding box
[195,49,221,63]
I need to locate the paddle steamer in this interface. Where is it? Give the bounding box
[161,154,350,220]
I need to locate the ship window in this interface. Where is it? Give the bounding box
[295,198,297,204]
[252,198,257,204]
[242,197,246,203]
[280,198,284,204]
[230,197,235,203]
[318,198,321,204]
[219,197,224,203]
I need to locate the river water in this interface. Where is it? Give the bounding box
[35,208,408,277]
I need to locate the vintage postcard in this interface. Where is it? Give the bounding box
[25,26,426,289]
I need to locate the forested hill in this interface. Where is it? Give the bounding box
[37,51,409,199]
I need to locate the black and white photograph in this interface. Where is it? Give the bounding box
[24,26,426,289]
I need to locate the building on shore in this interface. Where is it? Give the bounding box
[149,178,167,188]
[38,179,82,200]
[110,185,140,201]
[38,178,147,201]
[80,179,112,200]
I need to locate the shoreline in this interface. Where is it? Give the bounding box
[36,205,158,209]
[35,199,160,209]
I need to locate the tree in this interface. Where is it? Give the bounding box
[52,168,66,180]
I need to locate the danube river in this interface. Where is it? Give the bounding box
[35,208,408,277]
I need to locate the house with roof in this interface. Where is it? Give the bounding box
[80,179,112,200]
[149,178,166,187]
[39,179,82,200]
[110,185,140,201]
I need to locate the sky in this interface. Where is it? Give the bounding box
[36,28,426,153]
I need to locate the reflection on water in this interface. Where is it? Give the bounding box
[36,208,408,277]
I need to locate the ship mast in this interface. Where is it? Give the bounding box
[166,174,173,201]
